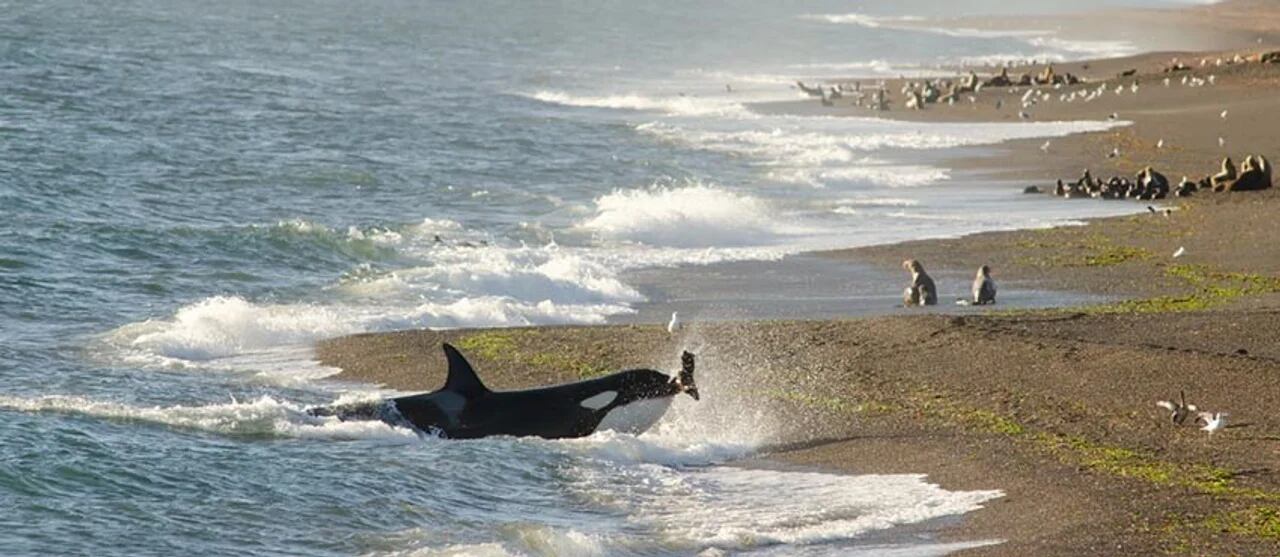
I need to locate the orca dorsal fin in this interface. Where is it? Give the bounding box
[441,343,490,398]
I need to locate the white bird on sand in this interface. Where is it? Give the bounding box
[1218,136,1226,147]
[1156,391,1198,424]
[1208,74,1217,85]
[1040,140,1052,152]
[1130,82,1139,94]
[667,311,680,334]
[1156,138,1165,149]
[1220,109,1228,119]
[1163,77,1171,87]
[1108,147,1120,158]
[1173,246,1187,258]
[1197,411,1228,435]
[1108,112,1119,121]
[1018,111,1030,120]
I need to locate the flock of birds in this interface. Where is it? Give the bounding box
[1156,390,1228,435]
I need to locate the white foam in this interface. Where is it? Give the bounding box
[1025,36,1135,58]
[770,165,949,189]
[0,394,418,441]
[529,90,752,118]
[802,12,1135,60]
[640,119,1124,162]
[577,184,796,248]
[110,296,359,362]
[628,467,1002,547]
[800,13,925,27]
[837,197,920,208]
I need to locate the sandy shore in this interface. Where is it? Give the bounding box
[313,2,1280,554]
[318,185,1280,554]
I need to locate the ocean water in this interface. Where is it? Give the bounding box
[1,0,1187,554]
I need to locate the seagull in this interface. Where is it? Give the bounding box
[1156,391,1198,424]
[1197,411,1228,435]
[1163,77,1171,87]
[1040,140,1052,152]
[1173,246,1186,258]
[1156,139,1164,149]
[1108,147,1120,158]
[1108,112,1119,121]
[1220,109,1228,119]
[1208,75,1216,85]
[1218,136,1226,147]
[1130,82,1139,94]
[667,311,680,334]
[1018,111,1030,120]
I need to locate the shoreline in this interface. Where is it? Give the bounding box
[312,3,1280,554]
[315,182,1280,554]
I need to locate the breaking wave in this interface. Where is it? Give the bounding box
[528,90,752,118]
[0,394,417,441]
[576,184,795,248]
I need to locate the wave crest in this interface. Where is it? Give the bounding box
[529,90,750,117]
[577,184,788,248]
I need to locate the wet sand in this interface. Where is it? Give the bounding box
[318,184,1280,554]
[313,2,1280,554]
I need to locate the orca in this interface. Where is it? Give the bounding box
[308,343,698,440]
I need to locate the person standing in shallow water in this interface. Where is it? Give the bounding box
[902,259,937,306]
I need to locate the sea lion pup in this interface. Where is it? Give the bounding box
[1175,176,1197,197]
[972,265,997,305]
[1228,155,1274,191]
[1211,157,1238,191]
[902,259,938,306]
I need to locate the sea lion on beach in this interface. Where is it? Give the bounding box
[1175,176,1197,197]
[307,344,699,440]
[1036,65,1055,85]
[972,265,997,305]
[905,90,924,110]
[1227,155,1273,191]
[902,259,938,307]
[985,67,1013,87]
[1211,157,1238,191]
[1138,167,1170,199]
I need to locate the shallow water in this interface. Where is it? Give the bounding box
[2,0,1185,554]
